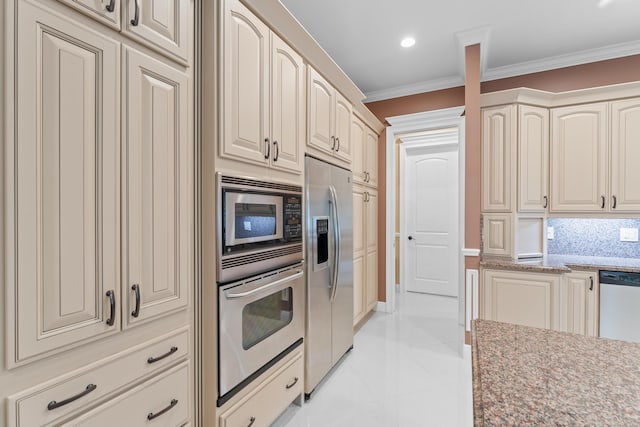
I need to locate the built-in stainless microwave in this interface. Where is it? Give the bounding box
[217,174,303,283]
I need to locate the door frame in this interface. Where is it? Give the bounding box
[384,106,465,323]
[399,132,459,295]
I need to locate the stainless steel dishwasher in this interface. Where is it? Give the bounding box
[599,270,640,343]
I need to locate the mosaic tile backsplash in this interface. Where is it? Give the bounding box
[547,218,640,258]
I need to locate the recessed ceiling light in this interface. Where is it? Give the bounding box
[401,37,416,48]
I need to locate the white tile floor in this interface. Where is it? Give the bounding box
[274,291,474,427]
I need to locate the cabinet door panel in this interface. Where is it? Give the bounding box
[482,105,516,212]
[124,47,190,327]
[308,67,334,155]
[611,98,640,212]
[518,105,549,212]
[366,191,378,253]
[223,0,269,165]
[482,214,512,257]
[353,255,365,325]
[333,92,353,163]
[13,2,120,363]
[366,251,378,312]
[351,118,366,185]
[550,103,608,212]
[365,128,378,188]
[124,0,189,61]
[270,34,304,174]
[353,189,365,255]
[55,0,120,30]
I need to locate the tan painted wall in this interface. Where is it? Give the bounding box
[367,53,640,302]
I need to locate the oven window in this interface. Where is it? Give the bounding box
[234,203,277,240]
[242,287,293,350]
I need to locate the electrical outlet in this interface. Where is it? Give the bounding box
[547,226,555,240]
[620,228,639,242]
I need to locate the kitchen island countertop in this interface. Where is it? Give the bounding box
[480,254,640,274]
[472,319,640,426]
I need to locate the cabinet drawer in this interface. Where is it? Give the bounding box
[66,361,190,426]
[220,352,303,427]
[7,327,189,427]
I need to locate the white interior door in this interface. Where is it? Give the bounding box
[404,145,459,296]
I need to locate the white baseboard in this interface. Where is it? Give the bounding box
[375,301,387,313]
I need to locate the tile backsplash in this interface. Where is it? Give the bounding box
[547,218,640,258]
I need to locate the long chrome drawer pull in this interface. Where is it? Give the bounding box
[147,346,178,364]
[285,377,299,389]
[225,270,304,299]
[147,399,178,420]
[47,384,97,410]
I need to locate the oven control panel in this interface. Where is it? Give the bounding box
[284,195,303,240]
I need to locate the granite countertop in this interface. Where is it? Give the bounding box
[471,320,640,426]
[472,320,640,426]
[480,254,640,274]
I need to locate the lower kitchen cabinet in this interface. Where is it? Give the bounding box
[562,271,599,337]
[66,361,190,426]
[481,269,561,330]
[218,350,303,427]
[353,187,378,326]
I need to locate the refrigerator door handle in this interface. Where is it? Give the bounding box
[329,185,341,302]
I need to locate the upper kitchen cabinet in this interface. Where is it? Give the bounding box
[610,98,640,211]
[352,115,379,188]
[482,105,516,212]
[55,0,190,61]
[550,103,610,212]
[518,105,549,212]
[308,66,353,165]
[122,47,191,328]
[9,1,121,363]
[222,0,304,174]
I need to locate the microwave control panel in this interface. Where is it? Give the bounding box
[284,195,303,240]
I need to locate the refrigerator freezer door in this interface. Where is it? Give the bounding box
[331,165,354,364]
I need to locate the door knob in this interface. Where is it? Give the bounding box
[408,236,413,240]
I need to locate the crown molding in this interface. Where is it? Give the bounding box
[363,75,464,103]
[483,39,640,82]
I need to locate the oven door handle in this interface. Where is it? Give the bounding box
[225,269,304,299]
[329,185,340,302]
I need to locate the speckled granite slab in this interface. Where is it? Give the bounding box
[481,254,640,274]
[472,320,640,426]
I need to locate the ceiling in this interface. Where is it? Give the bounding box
[280,0,640,102]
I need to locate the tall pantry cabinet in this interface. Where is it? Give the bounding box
[2,0,194,425]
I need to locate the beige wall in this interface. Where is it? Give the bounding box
[366,53,640,302]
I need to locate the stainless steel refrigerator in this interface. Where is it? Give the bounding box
[305,156,354,397]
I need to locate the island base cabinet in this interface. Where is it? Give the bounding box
[65,361,190,426]
[219,351,303,427]
[481,269,560,330]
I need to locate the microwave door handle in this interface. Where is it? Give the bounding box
[225,269,304,299]
[329,185,340,302]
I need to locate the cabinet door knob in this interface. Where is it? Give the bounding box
[106,290,116,326]
[336,137,340,152]
[273,140,279,162]
[408,236,413,241]
[248,416,256,427]
[612,195,617,209]
[264,138,270,159]
[130,0,140,26]
[105,0,115,12]
[131,284,140,318]
[285,377,299,389]
[601,195,606,209]
[543,195,548,209]
[589,277,594,291]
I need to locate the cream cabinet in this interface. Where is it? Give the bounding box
[561,271,599,337]
[351,116,378,187]
[219,350,303,427]
[308,66,353,164]
[123,47,191,328]
[55,0,190,60]
[11,1,122,363]
[222,0,304,174]
[610,98,640,211]
[353,187,378,325]
[482,105,516,212]
[518,105,549,212]
[481,269,561,330]
[550,102,608,212]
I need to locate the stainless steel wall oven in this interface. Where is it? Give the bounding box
[216,174,304,407]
